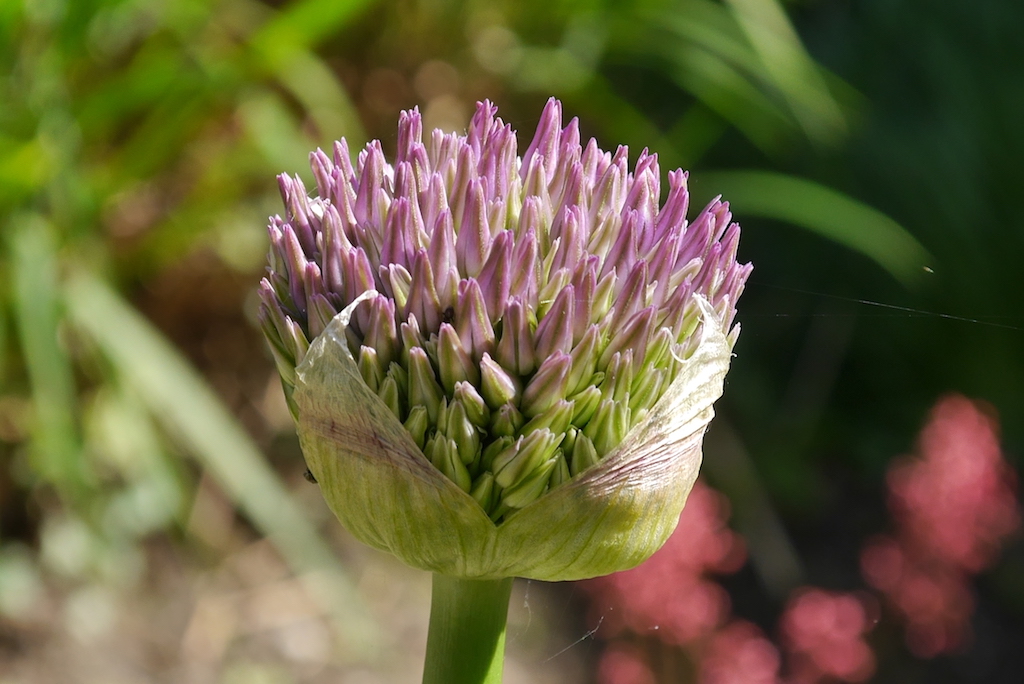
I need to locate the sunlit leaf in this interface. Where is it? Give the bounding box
[700,170,934,286]
[724,0,846,145]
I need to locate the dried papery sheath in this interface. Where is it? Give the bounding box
[258,98,750,581]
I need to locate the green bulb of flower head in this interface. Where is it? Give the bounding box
[258,98,750,581]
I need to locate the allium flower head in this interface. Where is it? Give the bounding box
[258,98,750,580]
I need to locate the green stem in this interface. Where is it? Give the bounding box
[422,574,514,684]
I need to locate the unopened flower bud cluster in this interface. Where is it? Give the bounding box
[260,99,750,521]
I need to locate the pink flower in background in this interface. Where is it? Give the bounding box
[861,538,973,657]
[584,480,746,645]
[778,589,875,683]
[583,393,1019,679]
[701,620,781,684]
[598,643,657,684]
[860,394,1020,657]
[887,395,1019,572]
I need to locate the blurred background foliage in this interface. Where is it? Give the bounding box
[0,0,1020,682]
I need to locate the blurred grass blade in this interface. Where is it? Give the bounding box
[238,89,318,173]
[626,0,822,154]
[701,170,933,286]
[661,41,794,155]
[245,0,372,165]
[272,48,367,146]
[724,0,846,145]
[629,0,850,150]
[63,272,379,653]
[250,0,379,67]
[9,214,86,495]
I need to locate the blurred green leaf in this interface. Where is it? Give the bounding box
[0,138,52,203]
[64,273,380,654]
[85,385,186,538]
[701,170,934,286]
[269,48,366,146]
[642,0,795,153]
[9,214,87,495]
[610,0,849,155]
[723,0,846,145]
[660,40,794,154]
[250,0,379,67]
[238,88,320,173]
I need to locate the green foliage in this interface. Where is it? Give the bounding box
[65,273,378,648]
[700,170,933,286]
[0,0,379,647]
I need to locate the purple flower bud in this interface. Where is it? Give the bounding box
[520,352,571,418]
[509,222,539,305]
[453,381,490,428]
[480,353,520,410]
[455,181,491,278]
[495,298,536,376]
[437,323,479,394]
[489,404,525,439]
[455,278,495,361]
[408,346,444,423]
[492,429,560,490]
[406,250,441,333]
[600,306,656,369]
[608,260,649,325]
[261,99,751,569]
[520,98,562,185]
[534,285,575,360]
[476,230,512,321]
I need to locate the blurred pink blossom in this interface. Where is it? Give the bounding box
[598,643,657,684]
[701,620,781,684]
[778,589,876,683]
[584,393,1020,679]
[886,395,1019,572]
[861,537,973,657]
[584,480,746,645]
[860,394,1020,657]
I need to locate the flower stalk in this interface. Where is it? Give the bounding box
[423,575,514,684]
